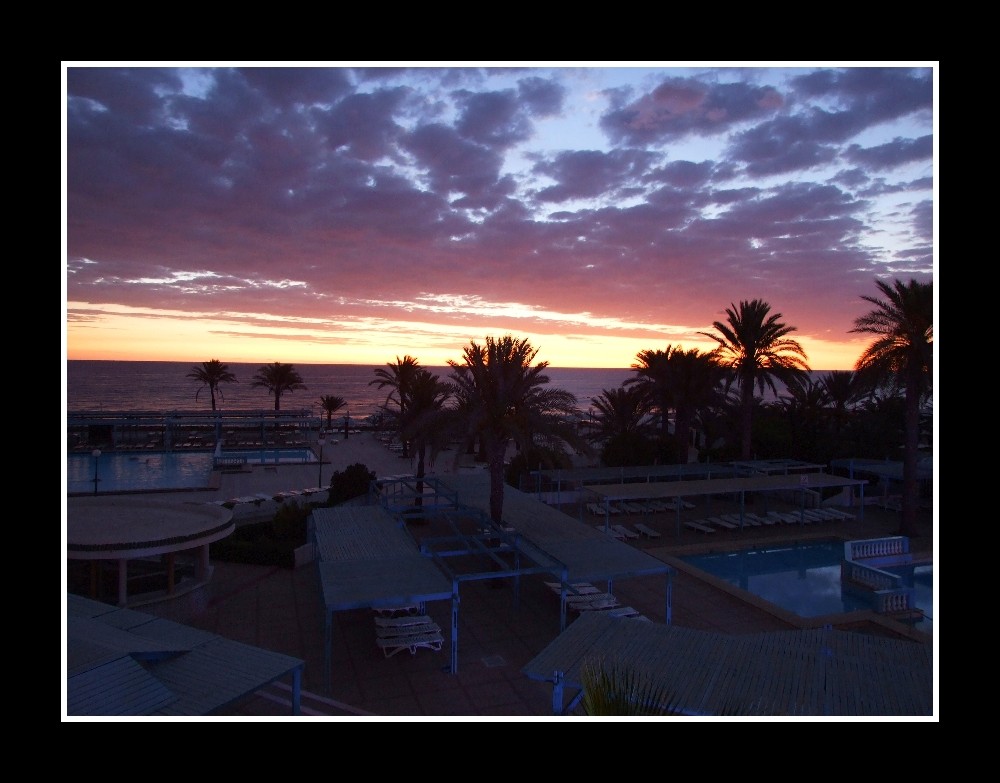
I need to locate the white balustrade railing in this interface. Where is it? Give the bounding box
[842,536,917,618]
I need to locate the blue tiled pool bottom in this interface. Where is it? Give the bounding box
[67,448,317,493]
[680,539,932,632]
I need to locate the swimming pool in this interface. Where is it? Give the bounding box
[66,448,317,494]
[679,539,933,634]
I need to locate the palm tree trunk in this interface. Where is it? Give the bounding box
[900,374,921,537]
[488,442,507,523]
[415,444,426,508]
[740,385,754,460]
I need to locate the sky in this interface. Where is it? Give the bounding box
[63,62,937,370]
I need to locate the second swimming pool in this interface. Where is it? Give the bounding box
[66,448,317,494]
[679,539,932,634]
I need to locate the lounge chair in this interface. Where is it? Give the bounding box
[595,525,626,540]
[567,593,620,612]
[633,522,661,539]
[374,615,438,631]
[602,606,642,618]
[375,629,444,658]
[705,516,738,530]
[721,513,759,527]
[684,520,716,534]
[544,581,600,596]
[612,524,640,540]
[373,604,422,617]
[374,614,444,658]
[773,511,809,524]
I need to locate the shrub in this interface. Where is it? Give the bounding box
[326,463,376,506]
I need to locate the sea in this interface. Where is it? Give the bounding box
[65,361,643,422]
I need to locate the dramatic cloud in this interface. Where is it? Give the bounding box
[64,63,937,369]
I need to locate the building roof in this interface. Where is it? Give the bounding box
[66,594,303,716]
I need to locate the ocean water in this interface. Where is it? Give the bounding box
[65,361,637,421]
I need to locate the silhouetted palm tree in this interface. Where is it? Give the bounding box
[628,346,725,463]
[590,385,656,467]
[590,385,653,442]
[399,370,455,507]
[319,394,347,430]
[187,359,237,411]
[628,349,672,443]
[448,335,588,524]
[699,299,810,460]
[370,355,421,457]
[851,278,933,537]
[251,362,306,411]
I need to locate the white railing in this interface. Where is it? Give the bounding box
[842,536,916,617]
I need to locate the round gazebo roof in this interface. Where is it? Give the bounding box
[67,496,234,560]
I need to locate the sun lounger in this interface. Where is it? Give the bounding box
[771,511,809,524]
[374,615,437,631]
[374,613,444,658]
[721,513,759,528]
[744,513,774,526]
[545,582,600,596]
[564,591,616,607]
[645,499,673,512]
[684,520,716,534]
[612,524,640,540]
[569,595,620,612]
[820,507,854,520]
[373,604,422,617]
[633,523,661,539]
[603,606,642,618]
[375,629,444,658]
[595,525,626,539]
[705,516,738,530]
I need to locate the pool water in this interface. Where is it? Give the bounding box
[680,539,933,634]
[66,448,317,494]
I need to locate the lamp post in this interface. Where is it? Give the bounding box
[317,433,326,487]
[344,410,349,440]
[91,449,102,496]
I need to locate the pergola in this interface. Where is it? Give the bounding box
[584,472,869,536]
[312,473,675,685]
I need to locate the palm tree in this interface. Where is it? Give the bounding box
[319,394,347,430]
[590,385,656,467]
[399,370,454,508]
[699,299,810,460]
[818,369,869,434]
[251,362,306,411]
[370,355,421,457]
[186,359,237,411]
[850,278,933,537]
[628,349,672,445]
[580,657,683,716]
[628,346,725,463]
[448,335,588,524]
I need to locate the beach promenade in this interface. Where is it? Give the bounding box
[67,432,936,719]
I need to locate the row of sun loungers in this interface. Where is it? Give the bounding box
[593,521,663,541]
[682,506,856,533]
[586,498,695,516]
[543,581,649,620]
